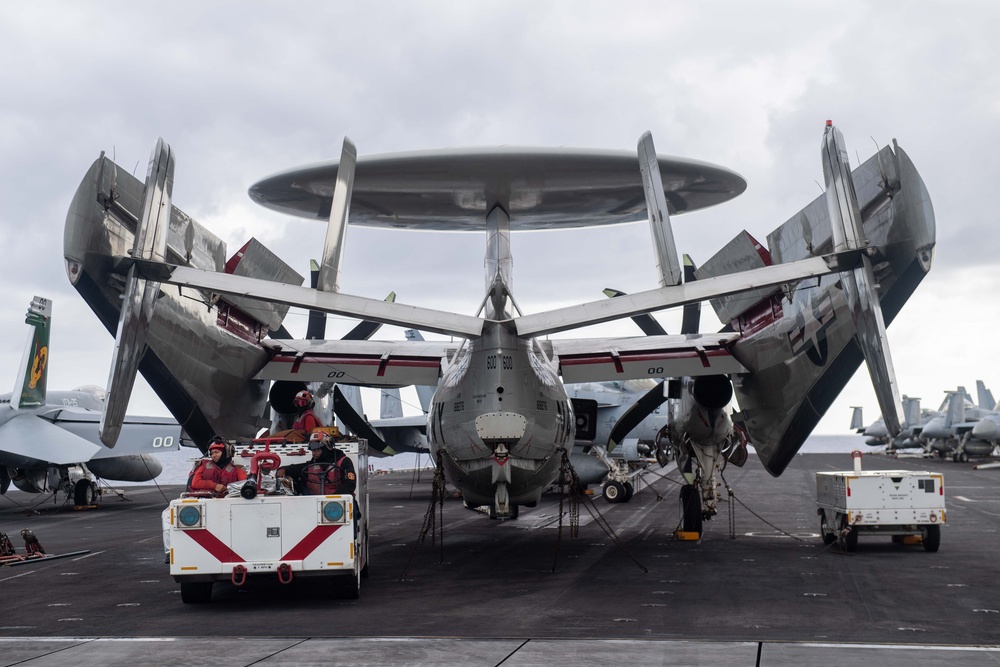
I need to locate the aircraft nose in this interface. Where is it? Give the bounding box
[921,418,946,440]
[973,418,998,441]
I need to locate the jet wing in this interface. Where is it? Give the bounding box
[43,407,183,457]
[256,339,459,387]
[0,413,101,467]
[548,333,745,384]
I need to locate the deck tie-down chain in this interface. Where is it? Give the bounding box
[553,450,647,573]
[400,450,447,580]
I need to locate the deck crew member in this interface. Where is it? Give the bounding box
[189,437,247,497]
[277,432,356,495]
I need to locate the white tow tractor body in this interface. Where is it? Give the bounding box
[167,437,368,602]
[817,450,945,552]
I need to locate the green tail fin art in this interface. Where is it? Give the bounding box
[17,296,51,409]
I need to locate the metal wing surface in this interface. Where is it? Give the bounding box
[46,407,183,457]
[548,333,745,384]
[248,147,747,230]
[256,339,459,387]
[0,413,102,467]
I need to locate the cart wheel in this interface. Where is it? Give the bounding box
[603,481,626,504]
[332,570,361,600]
[623,482,634,503]
[180,582,213,604]
[680,485,702,535]
[841,516,858,552]
[923,525,941,553]
[820,514,836,545]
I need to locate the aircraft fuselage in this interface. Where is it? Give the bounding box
[429,321,573,508]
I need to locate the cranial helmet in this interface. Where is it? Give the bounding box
[208,436,234,458]
[308,431,330,450]
[294,390,314,409]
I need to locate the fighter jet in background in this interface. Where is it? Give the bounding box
[64,122,934,525]
[0,297,181,504]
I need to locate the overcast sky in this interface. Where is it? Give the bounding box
[1,1,997,436]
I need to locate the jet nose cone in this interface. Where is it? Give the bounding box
[973,418,998,441]
[921,418,946,440]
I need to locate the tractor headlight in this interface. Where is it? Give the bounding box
[177,504,204,528]
[320,500,346,524]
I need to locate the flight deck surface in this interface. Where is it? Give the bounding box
[2,453,998,665]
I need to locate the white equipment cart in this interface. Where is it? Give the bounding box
[817,450,945,552]
[166,437,369,603]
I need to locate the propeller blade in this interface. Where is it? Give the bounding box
[332,385,395,455]
[606,381,667,453]
[602,288,667,336]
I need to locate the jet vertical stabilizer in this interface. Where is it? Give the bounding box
[822,121,902,437]
[100,138,173,447]
[16,297,52,409]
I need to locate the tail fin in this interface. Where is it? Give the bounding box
[850,406,864,432]
[902,396,922,428]
[16,296,52,409]
[380,388,403,419]
[945,390,966,428]
[977,380,996,411]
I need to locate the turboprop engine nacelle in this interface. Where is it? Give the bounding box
[672,375,734,445]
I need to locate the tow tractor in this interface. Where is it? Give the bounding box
[817,450,945,552]
[166,433,368,603]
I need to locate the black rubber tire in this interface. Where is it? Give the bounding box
[333,571,361,600]
[180,582,213,604]
[603,481,626,504]
[923,524,941,553]
[841,516,858,552]
[959,452,970,463]
[73,479,95,506]
[623,482,634,503]
[820,514,836,545]
[680,485,702,534]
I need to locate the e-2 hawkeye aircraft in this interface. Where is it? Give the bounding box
[0,297,181,504]
[63,122,934,525]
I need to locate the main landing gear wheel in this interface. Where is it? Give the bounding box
[73,479,98,506]
[623,481,634,502]
[923,524,941,553]
[820,514,836,545]
[603,481,626,503]
[180,581,213,604]
[680,485,702,535]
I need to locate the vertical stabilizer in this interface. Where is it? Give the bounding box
[100,138,173,447]
[317,138,357,294]
[822,121,902,436]
[976,380,996,411]
[380,388,403,419]
[404,330,436,412]
[16,296,52,409]
[849,406,864,432]
[945,390,966,428]
[903,396,921,428]
[638,131,681,288]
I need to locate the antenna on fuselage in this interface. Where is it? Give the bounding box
[638,131,682,288]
